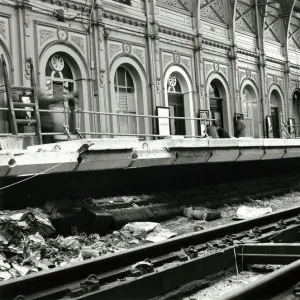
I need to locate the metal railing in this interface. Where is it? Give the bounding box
[0,105,216,140]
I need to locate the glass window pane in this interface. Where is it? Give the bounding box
[117,67,126,86]
[127,92,136,112]
[126,70,134,87]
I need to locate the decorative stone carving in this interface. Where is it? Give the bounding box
[235,1,255,33]
[246,69,251,78]
[236,91,240,103]
[267,76,273,88]
[213,61,219,72]
[57,28,68,41]
[163,54,173,70]
[200,0,226,24]
[156,79,161,92]
[181,58,191,73]
[123,42,131,53]
[265,96,269,105]
[220,66,228,79]
[0,20,6,40]
[252,73,258,86]
[205,63,214,76]
[174,53,180,63]
[40,29,55,46]
[200,86,205,98]
[133,48,145,64]
[71,36,85,53]
[109,44,122,59]
[273,76,277,84]
[277,78,284,91]
[265,15,281,43]
[157,0,189,11]
[99,68,105,86]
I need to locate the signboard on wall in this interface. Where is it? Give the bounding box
[157,107,170,136]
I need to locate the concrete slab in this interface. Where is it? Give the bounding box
[207,149,240,162]
[173,149,211,164]
[284,139,300,146]
[128,149,176,168]
[238,139,264,147]
[168,138,209,149]
[75,151,132,171]
[237,148,265,161]
[263,139,285,147]
[3,152,79,176]
[261,148,285,160]
[283,147,300,159]
[27,138,140,153]
[208,138,239,147]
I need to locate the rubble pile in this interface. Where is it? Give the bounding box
[0,209,177,282]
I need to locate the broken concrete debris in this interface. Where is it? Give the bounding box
[120,222,177,243]
[0,211,177,282]
[183,207,221,221]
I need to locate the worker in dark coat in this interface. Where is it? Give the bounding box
[217,126,230,138]
[206,123,219,138]
[235,115,246,138]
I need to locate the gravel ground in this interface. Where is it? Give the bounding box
[161,192,300,235]
[183,271,264,300]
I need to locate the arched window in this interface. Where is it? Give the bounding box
[167,73,185,135]
[45,54,74,96]
[114,67,137,134]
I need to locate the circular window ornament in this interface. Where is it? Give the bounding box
[57,28,68,41]
[123,43,131,53]
[50,54,64,72]
[174,53,180,63]
[214,62,219,72]
[168,74,177,87]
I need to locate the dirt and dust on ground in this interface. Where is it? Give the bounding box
[1,173,300,282]
[183,271,264,300]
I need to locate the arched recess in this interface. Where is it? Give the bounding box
[240,79,260,138]
[39,43,91,135]
[110,56,150,137]
[0,41,13,134]
[292,88,300,136]
[164,65,195,136]
[206,72,232,135]
[269,85,285,138]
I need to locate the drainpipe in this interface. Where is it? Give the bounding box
[145,0,157,136]
[255,1,266,138]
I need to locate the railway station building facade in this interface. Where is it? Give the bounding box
[1,0,300,140]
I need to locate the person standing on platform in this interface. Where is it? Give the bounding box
[206,122,219,138]
[235,115,246,138]
[217,125,230,138]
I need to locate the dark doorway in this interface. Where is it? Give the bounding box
[169,94,186,135]
[167,73,186,135]
[271,107,280,138]
[209,83,223,127]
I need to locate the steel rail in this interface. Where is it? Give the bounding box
[1,206,300,299]
[218,252,300,300]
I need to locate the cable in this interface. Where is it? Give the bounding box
[0,144,92,191]
[0,161,64,191]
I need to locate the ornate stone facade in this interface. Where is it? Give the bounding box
[1,0,300,138]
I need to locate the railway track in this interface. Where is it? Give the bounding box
[2,205,300,300]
